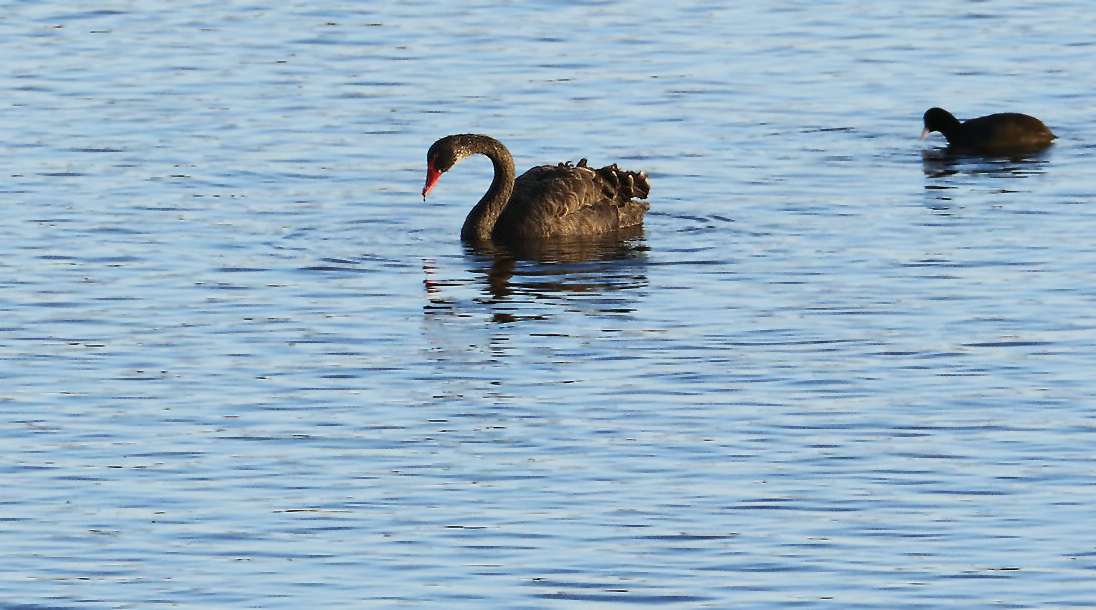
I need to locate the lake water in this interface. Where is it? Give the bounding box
[4,1,1096,608]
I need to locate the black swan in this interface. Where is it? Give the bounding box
[921,107,1056,152]
[422,134,650,241]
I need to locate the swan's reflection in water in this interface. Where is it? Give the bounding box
[921,147,1053,213]
[424,230,649,324]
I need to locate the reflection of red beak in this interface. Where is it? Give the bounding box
[422,163,441,200]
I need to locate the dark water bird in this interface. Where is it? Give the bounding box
[921,107,1056,153]
[422,134,650,242]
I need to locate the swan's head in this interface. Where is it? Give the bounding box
[423,135,469,200]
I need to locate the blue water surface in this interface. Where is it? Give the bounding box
[3,1,1096,608]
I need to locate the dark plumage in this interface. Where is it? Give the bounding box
[921,107,1056,153]
[422,134,650,242]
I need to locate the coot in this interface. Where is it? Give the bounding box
[921,107,1056,152]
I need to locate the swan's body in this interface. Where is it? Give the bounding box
[423,134,650,241]
[921,108,1056,153]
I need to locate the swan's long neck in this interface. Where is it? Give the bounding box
[459,136,516,242]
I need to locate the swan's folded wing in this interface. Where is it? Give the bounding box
[509,163,595,219]
[510,162,648,217]
[498,161,649,239]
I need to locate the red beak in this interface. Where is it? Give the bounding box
[422,163,441,200]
